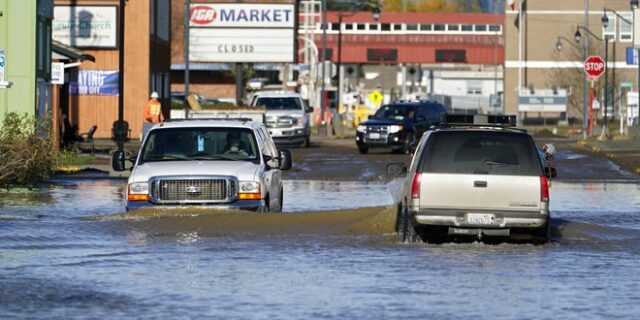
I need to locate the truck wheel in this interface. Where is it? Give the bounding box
[358,146,369,154]
[401,205,419,243]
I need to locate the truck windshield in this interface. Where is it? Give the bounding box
[255,97,302,110]
[419,131,542,176]
[372,105,416,121]
[140,128,259,164]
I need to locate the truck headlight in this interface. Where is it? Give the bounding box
[238,181,261,200]
[388,125,403,133]
[128,182,149,201]
[357,125,367,133]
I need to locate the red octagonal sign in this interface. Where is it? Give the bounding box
[584,56,606,80]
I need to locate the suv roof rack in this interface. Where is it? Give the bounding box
[162,117,256,123]
[439,114,519,128]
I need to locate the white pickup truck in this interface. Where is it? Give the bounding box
[112,118,292,212]
[250,92,313,147]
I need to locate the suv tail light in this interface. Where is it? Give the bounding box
[411,173,421,199]
[540,176,549,202]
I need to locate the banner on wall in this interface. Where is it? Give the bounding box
[69,70,119,96]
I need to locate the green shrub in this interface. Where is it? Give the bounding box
[0,113,53,188]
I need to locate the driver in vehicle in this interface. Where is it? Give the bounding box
[224,131,249,156]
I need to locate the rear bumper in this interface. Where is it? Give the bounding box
[126,199,265,212]
[412,208,549,229]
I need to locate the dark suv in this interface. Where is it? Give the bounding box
[355,101,447,154]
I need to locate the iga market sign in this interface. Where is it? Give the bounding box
[53,6,117,48]
[69,70,119,96]
[189,3,295,63]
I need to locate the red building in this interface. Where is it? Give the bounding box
[316,12,503,65]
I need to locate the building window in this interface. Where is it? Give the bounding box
[420,24,432,31]
[393,24,402,31]
[447,24,459,31]
[475,24,487,32]
[330,23,339,31]
[620,13,632,42]
[344,23,353,31]
[407,24,418,31]
[381,23,391,31]
[357,23,366,31]
[467,81,483,95]
[434,24,445,31]
[369,23,379,31]
[603,12,616,41]
[489,24,501,32]
[461,24,473,31]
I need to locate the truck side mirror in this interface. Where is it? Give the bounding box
[278,149,292,170]
[112,151,126,172]
[306,106,313,114]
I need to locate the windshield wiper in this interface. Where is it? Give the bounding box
[190,154,243,161]
[145,154,189,161]
[484,160,516,166]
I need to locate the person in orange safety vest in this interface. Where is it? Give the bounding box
[144,91,164,123]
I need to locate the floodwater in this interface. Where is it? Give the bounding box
[1,179,639,319]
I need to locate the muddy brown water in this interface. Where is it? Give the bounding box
[1,178,639,319]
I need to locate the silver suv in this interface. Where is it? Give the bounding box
[250,92,313,147]
[112,119,292,212]
[390,115,554,244]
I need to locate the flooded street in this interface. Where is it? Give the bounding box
[1,177,639,319]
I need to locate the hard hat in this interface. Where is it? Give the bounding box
[150,92,159,99]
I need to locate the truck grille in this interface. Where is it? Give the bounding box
[150,177,236,204]
[266,116,297,128]
[366,126,389,134]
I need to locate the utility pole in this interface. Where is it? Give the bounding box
[583,0,589,139]
[320,0,328,136]
[117,0,125,152]
[184,0,191,119]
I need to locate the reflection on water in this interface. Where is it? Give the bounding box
[0,179,639,318]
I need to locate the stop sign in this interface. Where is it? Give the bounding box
[584,56,606,80]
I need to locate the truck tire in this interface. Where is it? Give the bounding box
[401,205,418,243]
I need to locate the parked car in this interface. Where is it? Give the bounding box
[250,91,313,147]
[111,118,292,212]
[355,100,447,154]
[389,115,554,244]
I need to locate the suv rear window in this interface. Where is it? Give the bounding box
[419,131,542,176]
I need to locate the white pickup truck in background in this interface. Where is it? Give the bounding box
[250,91,313,147]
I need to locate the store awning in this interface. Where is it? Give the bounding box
[52,40,95,62]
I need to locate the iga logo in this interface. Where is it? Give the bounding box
[190,5,217,25]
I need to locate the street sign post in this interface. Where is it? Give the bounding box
[584,56,605,135]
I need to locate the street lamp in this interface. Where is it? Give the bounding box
[602,8,634,130]
[633,0,639,127]
[336,5,381,123]
[555,35,581,52]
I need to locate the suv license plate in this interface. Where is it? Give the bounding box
[467,213,494,225]
[368,133,380,140]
